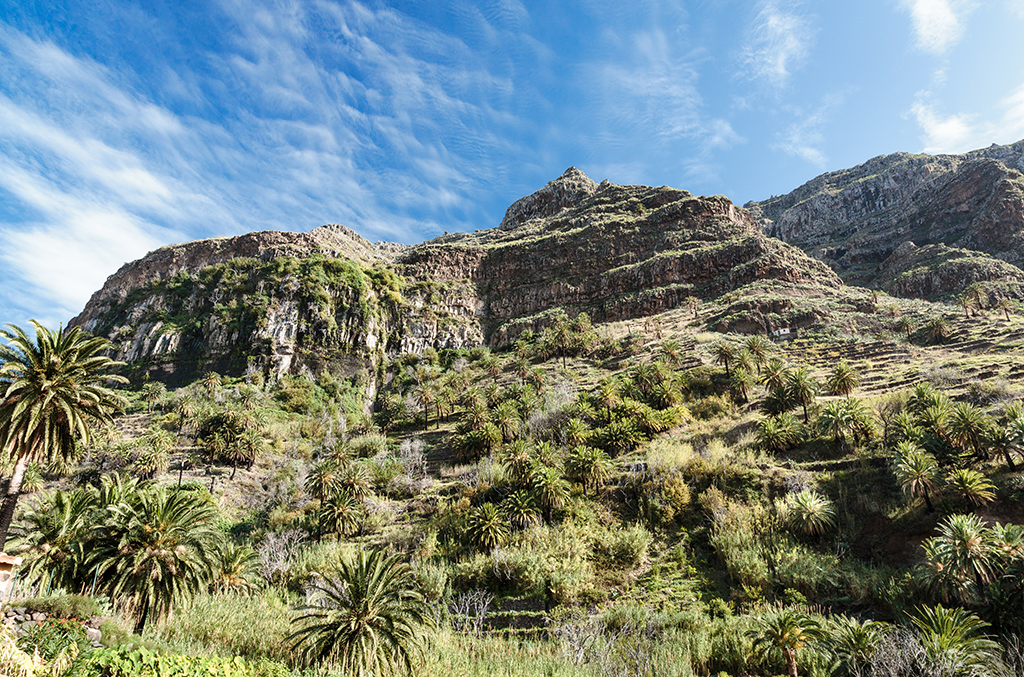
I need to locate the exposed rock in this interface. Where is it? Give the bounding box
[72,171,842,383]
[877,241,1024,299]
[498,167,599,230]
[746,139,1024,290]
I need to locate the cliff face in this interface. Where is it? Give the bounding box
[745,140,1024,294]
[73,168,841,383]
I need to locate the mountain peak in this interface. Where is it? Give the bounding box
[498,166,599,230]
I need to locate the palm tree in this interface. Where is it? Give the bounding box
[785,489,836,537]
[501,490,540,530]
[319,490,362,538]
[712,342,736,378]
[909,605,1001,674]
[920,514,995,604]
[595,379,620,424]
[892,442,940,512]
[0,321,127,551]
[894,316,916,339]
[685,295,701,318]
[744,335,773,374]
[466,502,509,552]
[12,487,94,590]
[493,401,522,443]
[827,362,860,398]
[786,367,819,424]
[757,413,801,453]
[200,371,222,400]
[290,549,432,676]
[926,316,950,344]
[947,402,991,460]
[945,468,996,508]
[140,381,167,413]
[531,465,570,523]
[749,607,822,677]
[730,367,754,404]
[93,483,224,633]
[963,282,988,314]
[817,401,854,445]
[761,358,789,393]
[213,542,262,594]
[826,616,890,676]
[565,445,612,496]
[660,339,683,367]
[997,297,1017,321]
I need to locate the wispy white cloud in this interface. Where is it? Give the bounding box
[739,0,815,89]
[772,90,849,167]
[910,83,1024,153]
[899,0,976,55]
[0,1,533,322]
[1008,0,1024,19]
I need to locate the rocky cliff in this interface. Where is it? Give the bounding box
[73,168,841,383]
[745,140,1024,296]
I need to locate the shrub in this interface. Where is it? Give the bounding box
[16,594,104,621]
[67,646,270,676]
[691,394,733,420]
[19,617,89,662]
[593,525,652,568]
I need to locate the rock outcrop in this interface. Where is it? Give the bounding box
[745,140,1024,294]
[72,169,842,383]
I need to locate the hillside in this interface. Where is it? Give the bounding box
[745,139,1024,298]
[8,164,1024,677]
[72,168,843,385]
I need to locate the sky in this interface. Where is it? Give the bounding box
[1,0,1023,326]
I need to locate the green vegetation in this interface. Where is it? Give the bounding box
[5,283,1024,677]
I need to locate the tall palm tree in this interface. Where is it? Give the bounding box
[92,483,224,632]
[531,465,570,523]
[730,367,754,404]
[749,607,822,677]
[761,358,789,394]
[712,342,736,378]
[565,445,612,496]
[290,549,432,676]
[892,442,940,512]
[997,297,1017,322]
[786,367,819,424]
[743,335,773,374]
[0,321,127,550]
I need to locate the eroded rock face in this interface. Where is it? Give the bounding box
[498,167,599,230]
[73,169,840,382]
[877,241,1024,299]
[746,140,1024,290]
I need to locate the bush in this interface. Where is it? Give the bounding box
[66,646,279,676]
[691,394,733,420]
[274,376,326,415]
[19,616,89,662]
[593,525,652,568]
[15,594,104,621]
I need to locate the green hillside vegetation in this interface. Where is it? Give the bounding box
[5,288,1024,677]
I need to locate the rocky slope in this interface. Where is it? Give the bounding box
[73,168,841,383]
[745,139,1024,296]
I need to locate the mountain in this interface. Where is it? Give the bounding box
[72,168,841,383]
[745,140,1024,298]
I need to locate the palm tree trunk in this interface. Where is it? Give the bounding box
[924,488,934,513]
[785,648,798,677]
[0,455,30,551]
[1004,449,1017,472]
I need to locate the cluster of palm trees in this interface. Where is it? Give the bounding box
[304,446,373,540]
[751,603,1006,677]
[14,475,249,633]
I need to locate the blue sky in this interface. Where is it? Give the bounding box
[1,0,1023,326]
